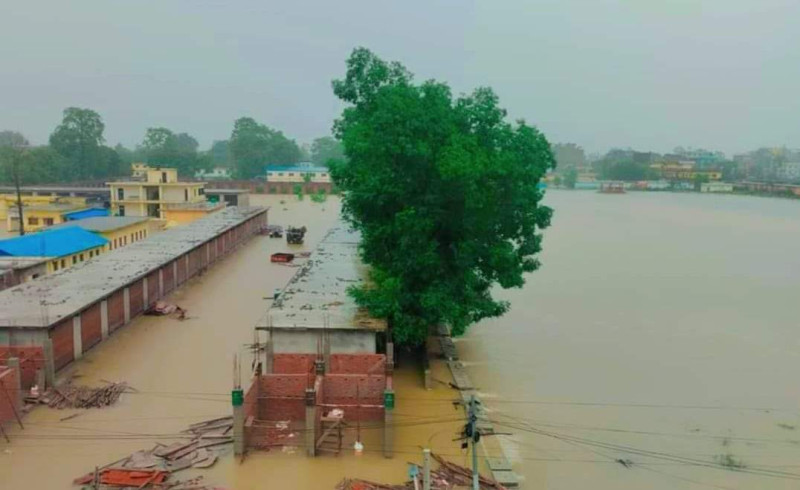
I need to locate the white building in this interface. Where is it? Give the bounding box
[700,182,734,193]
[265,163,331,184]
[194,167,232,180]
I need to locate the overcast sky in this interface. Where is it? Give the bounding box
[1,0,798,155]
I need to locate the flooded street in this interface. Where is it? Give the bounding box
[2,191,800,489]
[462,191,800,489]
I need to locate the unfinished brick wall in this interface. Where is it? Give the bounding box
[80,303,102,351]
[329,354,385,374]
[322,375,385,421]
[0,346,43,389]
[0,366,20,426]
[259,374,313,421]
[50,318,74,370]
[273,354,317,374]
[108,290,125,332]
[129,280,144,316]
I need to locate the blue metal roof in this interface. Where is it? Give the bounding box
[63,207,109,221]
[0,227,109,258]
[265,162,328,173]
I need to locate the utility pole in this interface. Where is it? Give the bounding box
[11,147,25,235]
[467,395,480,490]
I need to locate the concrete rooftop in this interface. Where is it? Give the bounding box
[49,216,150,232]
[0,206,266,329]
[259,223,386,332]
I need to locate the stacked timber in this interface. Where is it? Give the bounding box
[45,381,129,409]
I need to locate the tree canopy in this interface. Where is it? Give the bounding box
[49,107,115,180]
[552,143,586,168]
[229,117,303,179]
[139,127,209,176]
[330,48,555,345]
[310,136,345,166]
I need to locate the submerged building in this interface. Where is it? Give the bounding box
[0,206,268,374]
[241,223,393,458]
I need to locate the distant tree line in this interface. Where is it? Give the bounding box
[0,108,346,185]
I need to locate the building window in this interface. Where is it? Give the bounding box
[117,188,124,200]
[288,173,294,176]
[44,217,54,226]
[53,260,59,271]
[162,172,167,183]
[118,205,126,217]
[278,173,284,176]
[28,217,39,225]
[321,173,327,177]
[185,189,189,201]
[89,251,93,258]
[79,253,84,261]
[199,188,205,195]
[61,259,66,268]
[72,256,77,265]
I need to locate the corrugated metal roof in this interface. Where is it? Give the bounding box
[0,206,267,329]
[49,216,149,233]
[0,227,108,258]
[63,208,109,220]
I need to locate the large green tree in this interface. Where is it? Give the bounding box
[552,142,586,168]
[229,117,302,178]
[310,136,345,166]
[330,48,555,345]
[49,107,107,180]
[139,127,208,176]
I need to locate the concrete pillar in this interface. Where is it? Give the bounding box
[383,389,394,458]
[158,269,164,297]
[42,339,55,389]
[265,339,273,374]
[232,388,245,456]
[423,448,431,490]
[123,287,131,324]
[72,316,82,360]
[6,358,22,409]
[305,388,317,457]
[386,342,394,375]
[323,333,331,370]
[100,300,109,340]
[142,277,149,306]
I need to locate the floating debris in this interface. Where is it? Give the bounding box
[45,381,129,409]
[72,416,233,488]
[336,453,507,490]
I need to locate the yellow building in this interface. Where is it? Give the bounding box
[6,202,97,233]
[0,226,108,274]
[162,202,225,227]
[50,216,159,251]
[131,162,150,178]
[1,195,90,230]
[107,167,208,219]
[650,162,722,181]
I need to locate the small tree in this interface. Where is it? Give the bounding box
[293,183,304,200]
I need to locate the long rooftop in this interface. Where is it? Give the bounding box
[0,206,266,329]
[258,222,386,332]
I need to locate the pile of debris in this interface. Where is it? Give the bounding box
[35,381,130,409]
[72,416,233,489]
[336,453,507,490]
[145,301,187,320]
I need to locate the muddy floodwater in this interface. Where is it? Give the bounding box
[1,191,800,489]
[462,191,800,490]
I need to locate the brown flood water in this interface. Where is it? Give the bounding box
[2,191,800,489]
[0,195,465,489]
[462,190,800,490]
